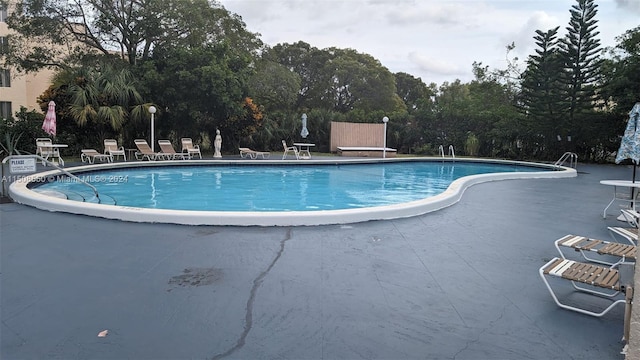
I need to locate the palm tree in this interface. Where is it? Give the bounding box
[51,63,147,131]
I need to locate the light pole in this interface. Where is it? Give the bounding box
[148,105,157,152]
[382,116,389,158]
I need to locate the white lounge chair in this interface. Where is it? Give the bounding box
[104,139,126,161]
[158,140,188,160]
[282,140,299,160]
[81,149,113,164]
[554,234,636,266]
[239,147,271,159]
[134,139,163,161]
[609,226,638,245]
[181,138,202,159]
[608,209,639,245]
[539,257,634,317]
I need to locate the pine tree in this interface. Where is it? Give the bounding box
[521,27,564,120]
[559,0,603,125]
[520,27,564,158]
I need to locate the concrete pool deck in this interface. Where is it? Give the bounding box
[0,162,637,359]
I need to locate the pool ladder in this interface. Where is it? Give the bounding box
[554,152,578,169]
[439,145,455,158]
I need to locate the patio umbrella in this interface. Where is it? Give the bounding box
[42,101,57,137]
[616,102,640,167]
[300,113,309,139]
[615,103,640,209]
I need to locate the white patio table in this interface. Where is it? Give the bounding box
[600,179,640,218]
[293,143,315,160]
[41,143,68,166]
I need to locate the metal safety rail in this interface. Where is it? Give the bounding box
[439,145,456,158]
[2,154,100,201]
[554,152,578,169]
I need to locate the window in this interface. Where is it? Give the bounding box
[0,68,10,87]
[0,37,7,55]
[0,101,12,119]
[0,5,6,23]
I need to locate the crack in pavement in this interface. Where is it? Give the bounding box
[452,304,509,360]
[211,229,292,360]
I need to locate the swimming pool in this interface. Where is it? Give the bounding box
[9,158,576,226]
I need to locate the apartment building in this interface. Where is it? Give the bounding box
[0,1,55,119]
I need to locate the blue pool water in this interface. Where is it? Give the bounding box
[33,162,548,212]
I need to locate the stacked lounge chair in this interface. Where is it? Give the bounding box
[538,208,637,347]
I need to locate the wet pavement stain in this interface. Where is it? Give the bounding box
[167,267,223,290]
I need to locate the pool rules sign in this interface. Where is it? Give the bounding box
[9,157,36,174]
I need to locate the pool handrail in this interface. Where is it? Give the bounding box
[554,152,578,169]
[439,145,455,158]
[2,154,100,201]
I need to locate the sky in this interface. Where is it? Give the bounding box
[219,0,640,85]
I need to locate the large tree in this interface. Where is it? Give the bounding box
[4,0,264,150]
[429,80,470,151]
[265,43,399,115]
[559,0,603,125]
[248,60,301,113]
[263,41,332,111]
[137,41,259,150]
[394,72,433,114]
[324,48,396,113]
[596,26,640,161]
[521,28,564,120]
[3,0,262,71]
[468,76,522,158]
[54,64,146,129]
[34,61,148,153]
[520,27,566,158]
[601,26,640,115]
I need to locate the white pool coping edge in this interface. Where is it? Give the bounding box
[8,158,576,226]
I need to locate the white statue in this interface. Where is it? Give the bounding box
[214,129,222,158]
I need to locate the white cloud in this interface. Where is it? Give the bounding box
[386,3,471,27]
[507,11,561,57]
[615,0,640,14]
[220,0,639,84]
[408,52,464,76]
